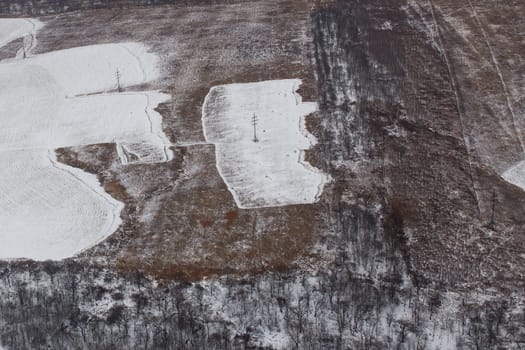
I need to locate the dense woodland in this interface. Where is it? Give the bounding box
[0,259,518,349]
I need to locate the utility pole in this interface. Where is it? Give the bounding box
[252,113,259,142]
[116,69,122,92]
[489,190,496,229]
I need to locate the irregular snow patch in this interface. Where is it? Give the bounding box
[22,42,160,96]
[256,331,291,350]
[202,79,330,208]
[0,150,123,260]
[0,41,172,161]
[0,20,172,260]
[380,21,393,30]
[502,160,525,190]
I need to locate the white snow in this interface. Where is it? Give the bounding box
[0,18,42,51]
[22,43,160,96]
[0,55,171,158]
[0,150,123,260]
[258,330,291,350]
[0,40,172,161]
[380,21,393,30]
[0,19,172,260]
[202,79,330,208]
[502,160,525,190]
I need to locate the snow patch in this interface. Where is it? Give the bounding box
[380,21,393,30]
[0,55,171,158]
[0,150,123,260]
[502,160,525,190]
[202,79,330,209]
[0,20,172,260]
[257,330,291,350]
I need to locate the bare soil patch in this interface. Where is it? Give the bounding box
[42,0,324,280]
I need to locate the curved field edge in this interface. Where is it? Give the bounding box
[0,19,172,260]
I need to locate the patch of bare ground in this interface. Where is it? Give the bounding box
[384,0,525,290]
[11,0,525,293]
[0,36,22,60]
[311,0,525,293]
[43,0,326,281]
[426,0,525,173]
[411,0,525,290]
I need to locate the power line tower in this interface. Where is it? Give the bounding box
[252,113,259,142]
[116,69,122,92]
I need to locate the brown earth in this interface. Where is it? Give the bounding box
[308,0,525,293]
[6,0,525,292]
[45,0,327,281]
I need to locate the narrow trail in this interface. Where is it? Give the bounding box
[24,19,38,55]
[15,18,39,59]
[466,0,524,154]
[428,0,482,219]
[142,92,171,163]
[115,91,171,165]
[172,142,211,147]
[116,143,130,164]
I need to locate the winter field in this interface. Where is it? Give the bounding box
[1,1,525,349]
[202,79,330,208]
[0,18,329,260]
[0,19,171,260]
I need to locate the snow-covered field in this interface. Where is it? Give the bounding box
[0,19,171,260]
[202,79,330,208]
[0,45,171,158]
[0,150,123,260]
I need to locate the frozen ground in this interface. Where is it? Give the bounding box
[0,19,171,260]
[202,79,330,208]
